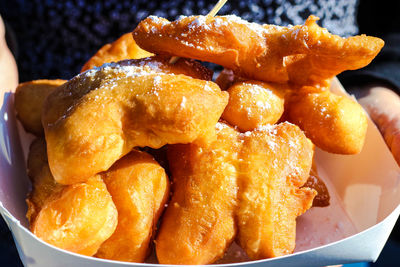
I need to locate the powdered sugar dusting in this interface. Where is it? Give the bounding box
[241,83,265,96]
[256,100,271,110]
[85,68,97,78]
[204,82,214,92]
[148,15,168,26]
[183,14,268,38]
[180,96,187,108]
[222,15,267,37]
[166,15,269,49]
[213,17,227,27]
[81,59,168,85]
[76,59,174,100]
[255,124,277,133]
[241,124,277,138]
[189,16,210,30]
[235,83,278,117]
[147,15,169,33]
[153,75,162,85]
[215,122,230,131]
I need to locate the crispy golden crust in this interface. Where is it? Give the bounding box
[217,68,367,154]
[237,123,316,259]
[95,150,169,262]
[81,33,154,72]
[83,55,213,81]
[287,90,368,154]
[26,138,65,224]
[222,81,287,131]
[42,57,228,185]
[157,123,240,265]
[157,122,315,263]
[27,139,118,256]
[283,16,384,87]
[133,15,383,87]
[14,79,66,136]
[32,175,118,256]
[27,141,169,259]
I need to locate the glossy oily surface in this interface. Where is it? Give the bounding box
[133,15,383,87]
[14,79,66,136]
[157,123,240,265]
[32,176,117,256]
[96,149,169,262]
[157,122,316,264]
[81,33,153,72]
[287,90,368,154]
[222,81,286,131]
[42,57,228,184]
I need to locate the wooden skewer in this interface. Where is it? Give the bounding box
[207,0,228,17]
[169,0,228,64]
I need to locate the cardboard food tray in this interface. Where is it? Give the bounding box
[0,78,399,267]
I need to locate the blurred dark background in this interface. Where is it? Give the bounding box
[0,0,399,266]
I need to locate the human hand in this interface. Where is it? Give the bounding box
[0,15,18,91]
[355,86,400,166]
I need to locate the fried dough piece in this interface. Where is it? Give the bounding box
[237,122,316,259]
[283,16,383,86]
[42,57,227,185]
[96,149,169,262]
[14,79,66,135]
[32,175,118,256]
[26,138,64,224]
[287,90,368,154]
[133,15,383,87]
[222,81,286,131]
[27,141,168,259]
[157,123,240,265]
[81,33,153,72]
[158,122,315,263]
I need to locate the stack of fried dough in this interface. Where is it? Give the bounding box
[14,14,383,264]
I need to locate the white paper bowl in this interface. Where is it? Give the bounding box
[1,79,399,267]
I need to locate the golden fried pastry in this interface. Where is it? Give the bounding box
[96,149,169,262]
[287,90,368,154]
[237,122,316,259]
[157,123,240,265]
[222,81,287,131]
[26,138,64,224]
[81,33,153,72]
[158,122,315,263]
[21,9,373,264]
[283,16,382,87]
[27,140,168,260]
[133,15,383,87]
[14,79,66,135]
[32,175,118,256]
[42,57,227,185]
